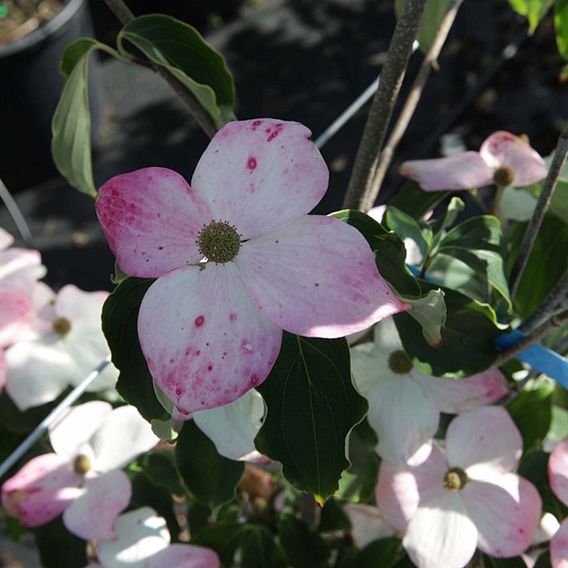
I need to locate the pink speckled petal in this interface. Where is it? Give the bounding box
[1,453,81,527]
[63,470,132,540]
[138,263,282,414]
[375,445,448,533]
[446,407,522,479]
[49,401,113,462]
[0,248,42,297]
[551,519,568,568]
[0,291,32,347]
[238,215,409,338]
[96,167,213,278]
[366,376,438,466]
[462,473,541,558]
[89,406,159,473]
[403,491,478,568]
[418,367,508,415]
[146,544,220,568]
[549,436,568,506]
[400,152,493,191]
[480,131,547,186]
[191,119,328,239]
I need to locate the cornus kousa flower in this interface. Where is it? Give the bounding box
[400,131,547,191]
[96,118,408,414]
[376,407,542,568]
[548,435,568,567]
[5,284,119,410]
[93,507,219,568]
[350,317,508,465]
[1,401,158,540]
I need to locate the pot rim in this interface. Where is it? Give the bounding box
[0,0,86,58]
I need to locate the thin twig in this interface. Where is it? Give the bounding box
[102,0,217,138]
[343,0,428,212]
[0,357,111,479]
[509,123,568,297]
[0,177,33,245]
[371,0,463,193]
[494,310,568,368]
[520,267,568,334]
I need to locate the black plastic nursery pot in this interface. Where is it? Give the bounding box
[0,0,102,193]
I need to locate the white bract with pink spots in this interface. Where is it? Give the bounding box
[350,318,508,466]
[96,118,408,415]
[1,401,159,540]
[400,131,547,191]
[548,435,568,567]
[376,407,542,568]
[94,507,219,568]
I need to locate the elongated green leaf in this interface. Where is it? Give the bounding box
[341,537,404,568]
[395,282,501,376]
[389,181,446,219]
[239,525,287,568]
[51,38,98,197]
[435,215,511,308]
[507,382,554,450]
[385,206,429,258]
[556,0,568,58]
[175,421,243,509]
[404,289,446,346]
[427,196,465,246]
[278,514,329,568]
[509,0,554,33]
[118,14,236,128]
[101,277,168,422]
[255,333,367,500]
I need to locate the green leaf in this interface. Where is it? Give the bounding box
[404,289,446,346]
[319,499,352,531]
[508,0,554,33]
[118,14,236,128]
[140,452,185,496]
[388,181,446,219]
[509,213,568,317]
[427,196,465,245]
[556,0,568,59]
[548,404,568,444]
[175,420,243,509]
[342,537,404,568]
[435,215,511,308]
[507,382,554,450]
[34,518,87,568]
[101,277,168,422]
[385,206,429,259]
[255,333,367,500]
[336,419,381,503]
[51,38,98,197]
[395,0,452,54]
[190,523,244,565]
[481,555,528,568]
[239,525,287,568]
[394,282,501,376]
[278,514,329,568]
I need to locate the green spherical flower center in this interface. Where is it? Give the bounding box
[493,166,514,187]
[197,221,241,264]
[53,317,72,337]
[388,350,413,374]
[73,454,92,476]
[444,467,468,491]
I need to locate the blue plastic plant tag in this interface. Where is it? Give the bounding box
[495,330,568,389]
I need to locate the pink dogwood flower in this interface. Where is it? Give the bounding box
[5,284,119,410]
[548,435,568,567]
[1,401,158,540]
[350,318,508,465]
[96,118,408,414]
[94,507,219,568]
[400,131,547,191]
[376,407,542,568]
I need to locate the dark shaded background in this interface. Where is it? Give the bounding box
[0,0,566,293]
